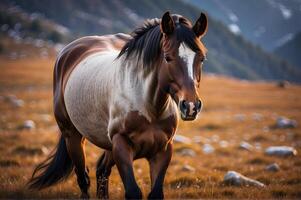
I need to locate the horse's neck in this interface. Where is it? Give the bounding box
[119,59,175,120]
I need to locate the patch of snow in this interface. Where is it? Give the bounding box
[279,4,292,19]
[228,12,238,23]
[228,23,241,35]
[274,33,294,48]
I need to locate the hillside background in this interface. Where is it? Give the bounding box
[0,0,301,83]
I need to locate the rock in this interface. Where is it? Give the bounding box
[193,136,212,144]
[22,120,36,130]
[234,114,246,122]
[265,163,280,172]
[192,136,203,143]
[219,140,229,148]
[265,146,297,157]
[181,164,195,172]
[12,99,24,107]
[4,95,24,108]
[254,142,262,150]
[40,114,52,122]
[41,146,49,155]
[211,134,220,142]
[262,126,270,133]
[176,148,196,157]
[252,113,263,121]
[239,141,253,151]
[224,171,265,187]
[277,80,289,88]
[275,117,297,128]
[173,135,192,145]
[202,144,214,154]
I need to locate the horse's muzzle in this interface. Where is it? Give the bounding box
[179,100,202,121]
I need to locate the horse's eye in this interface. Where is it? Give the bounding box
[164,55,173,63]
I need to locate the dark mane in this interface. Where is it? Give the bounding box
[118,15,206,67]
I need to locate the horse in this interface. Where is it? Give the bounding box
[28,11,208,199]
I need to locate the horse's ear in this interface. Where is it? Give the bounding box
[160,11,175,35]
[193,13,208,38]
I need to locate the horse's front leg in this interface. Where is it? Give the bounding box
[147,142,173,200]
[112,134,142,200]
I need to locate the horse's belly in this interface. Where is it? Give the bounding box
[64,52,118,149]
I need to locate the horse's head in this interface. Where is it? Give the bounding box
[159,12,208,121]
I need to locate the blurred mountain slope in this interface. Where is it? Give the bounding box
[188,0,301,52]
[275,32,301,69]
[1,0,301,83]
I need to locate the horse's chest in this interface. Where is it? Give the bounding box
[118,111,177,158]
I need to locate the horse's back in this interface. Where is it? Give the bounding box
[53,34,130,144]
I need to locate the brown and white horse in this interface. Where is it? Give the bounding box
[28,12,208,199]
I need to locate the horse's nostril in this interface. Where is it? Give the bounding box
[196,100,202,111]
[180,100,187,110]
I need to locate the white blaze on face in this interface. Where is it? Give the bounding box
[178,43,196,80]
[188,102,195,116]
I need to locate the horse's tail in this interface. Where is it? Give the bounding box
[27,135,74,190]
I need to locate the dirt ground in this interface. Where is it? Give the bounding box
[0,57,300,199]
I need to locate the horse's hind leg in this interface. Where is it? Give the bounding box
[96,151,115,199]
[65,131,90,198]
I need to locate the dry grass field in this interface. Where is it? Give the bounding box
[0,56,301,199]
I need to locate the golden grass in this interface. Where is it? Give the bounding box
[0,57,301,199]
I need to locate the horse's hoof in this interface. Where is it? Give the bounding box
[80,193,90,199]
[96,191,109,200]
[148,191,164,200]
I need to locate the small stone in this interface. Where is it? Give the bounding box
[234,114,246,122]
[22,120,36,130]
[265,163,280,172]
[40,114,52,122]
[252,113,263,121]
[176,148,196,157]
[262,126,270,133]
[173,135,192,145]
[265,146,297,157]
[219,140,229,148]
[239,141,253,151]
[275,117,297,128]
[277,80,289,88]
[254,142,262,150]
[181,164,195,172]
[224,171,265,187]
[5,95,24,108]
[12,99,24,108]
[41,146,49,155]
[202,144,214,154]
[192,136,203,143]
[211,134,220,142]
